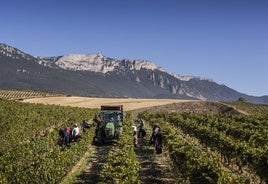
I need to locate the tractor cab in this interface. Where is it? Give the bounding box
[93,105,123,145]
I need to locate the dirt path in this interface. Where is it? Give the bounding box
[135,136,181,184]
[132,113,182,184]
[69,145,111,184]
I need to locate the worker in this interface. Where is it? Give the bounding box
[132,125,138,147]
[138,119,146,138]
[71,124,80,141]
[150,125,160,145]
[155,128,163,154]
[81,120,90,132]
[64,125,71,146]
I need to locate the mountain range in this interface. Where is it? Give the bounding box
[0,43,267,104]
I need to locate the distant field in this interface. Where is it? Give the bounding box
[22,96,194,111]
[0,89,60,99]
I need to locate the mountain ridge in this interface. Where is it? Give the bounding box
[0,43,267,104]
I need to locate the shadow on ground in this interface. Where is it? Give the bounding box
[72,144,113,184]
[135,136,179,184]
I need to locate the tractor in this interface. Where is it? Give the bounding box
[93,105,123,145]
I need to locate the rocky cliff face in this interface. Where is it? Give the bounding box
[0,43,267,104]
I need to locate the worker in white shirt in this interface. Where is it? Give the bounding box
[71,124,80,141]
[132,125,138,147]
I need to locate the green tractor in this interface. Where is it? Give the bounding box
[93,105,123,145]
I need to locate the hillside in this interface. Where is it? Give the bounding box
[224,100,268,116]
[1,43,268,104]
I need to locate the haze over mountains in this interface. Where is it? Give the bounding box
[0,43,267,104]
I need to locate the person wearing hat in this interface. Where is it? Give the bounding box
[81,120,90,132]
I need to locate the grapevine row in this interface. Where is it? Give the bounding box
[0,99,93,152]
[167,112,268,181]
[178,113,268,148]
[140,111,244,183]
[0,89,59,100]
[0,99,98,183]
[100,113,141,184]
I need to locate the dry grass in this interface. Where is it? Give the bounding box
[22,96,195,111]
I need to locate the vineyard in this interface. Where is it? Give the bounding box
[0,89,60,100]
[0,98,98,183]
[138,109,268,183]
[224,100,268,116]
[1,95,268,183]
[0,98,141,184]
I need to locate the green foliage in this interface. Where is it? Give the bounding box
[171,112,267,181]
[101,112,141,184]
[238,97,246,102]
[140,112,249,183]
[0,99,97,183]
[225,100,268,116]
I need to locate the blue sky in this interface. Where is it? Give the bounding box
[1,0,268,96]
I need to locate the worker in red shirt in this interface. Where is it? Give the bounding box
[64,125,71,146]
